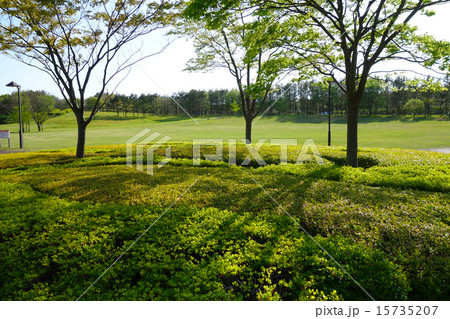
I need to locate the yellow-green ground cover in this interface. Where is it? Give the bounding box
[0,144,448,300]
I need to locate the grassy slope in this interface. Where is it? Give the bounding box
[0,144,448,301]
[0,112,449,150]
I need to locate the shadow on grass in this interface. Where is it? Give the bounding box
[94,115,146,121]
[152,116,193,123]
[274,114,347,124]
[273,114,450,124]
[359,115,450,123]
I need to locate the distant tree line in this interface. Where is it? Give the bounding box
[100,90,241,117]
[98,75,450,118]
[1,74,448,131]
[0,91,69,129]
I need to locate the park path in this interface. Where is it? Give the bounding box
[0,149,28,155]
[422,148,450,153]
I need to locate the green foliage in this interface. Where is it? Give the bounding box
[177,2,300,141]
[404,99,425,119]
[230,100,241,114]
[10,106,32,131]
[23,91,55,131]
[258,163,449,193]
[49,109,71,116]
[0,0,178,157]
[0,182,410,300]
[0,144,448,300]
[183,0,450,165]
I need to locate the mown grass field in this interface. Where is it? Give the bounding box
[0,144,448,300]
[0,112,449,151]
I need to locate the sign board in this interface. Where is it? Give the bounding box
[0,130,10,139]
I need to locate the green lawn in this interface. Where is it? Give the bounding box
[0,112,449,151]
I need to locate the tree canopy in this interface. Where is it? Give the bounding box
[0,0,177,157]
[180,3,301,142]
[23,90,55,132]
[185,0,450,166]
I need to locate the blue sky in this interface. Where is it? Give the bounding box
[1,3,449,98]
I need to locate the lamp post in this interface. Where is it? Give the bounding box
[327,80,333,146]
[6,81,23,149]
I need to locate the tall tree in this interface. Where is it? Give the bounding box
[0,0,176,157]
[406,77,447,116]
[24,90,55,131]
[208,89,228,115]
[389,76,410,115]
[404,98,425,119]
[181,3,295,142]
[10,105,32,132]
[276,0,450,166]
[443,74,450,116]
[186,0,450,166]
[0,94,15,124]
[361,78,386,116]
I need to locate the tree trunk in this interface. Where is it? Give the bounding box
[76,117,87,158]
[346,98,359,167]
[425,102,431,116]
[245,116,252,144]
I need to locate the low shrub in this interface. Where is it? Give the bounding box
[2,143,448,170]
[0,182,409,300]
[0,144,448,300]
[258,163,450,193]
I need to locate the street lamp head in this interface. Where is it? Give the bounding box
[5,81,21,88]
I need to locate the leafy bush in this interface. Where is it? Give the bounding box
[1,143,448,169]
[0,144,448,300]
[0,182,409,300]
[404,99,425,119]
[258,163,450,192]
[0,114,10,124]
[49,109,71,117]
